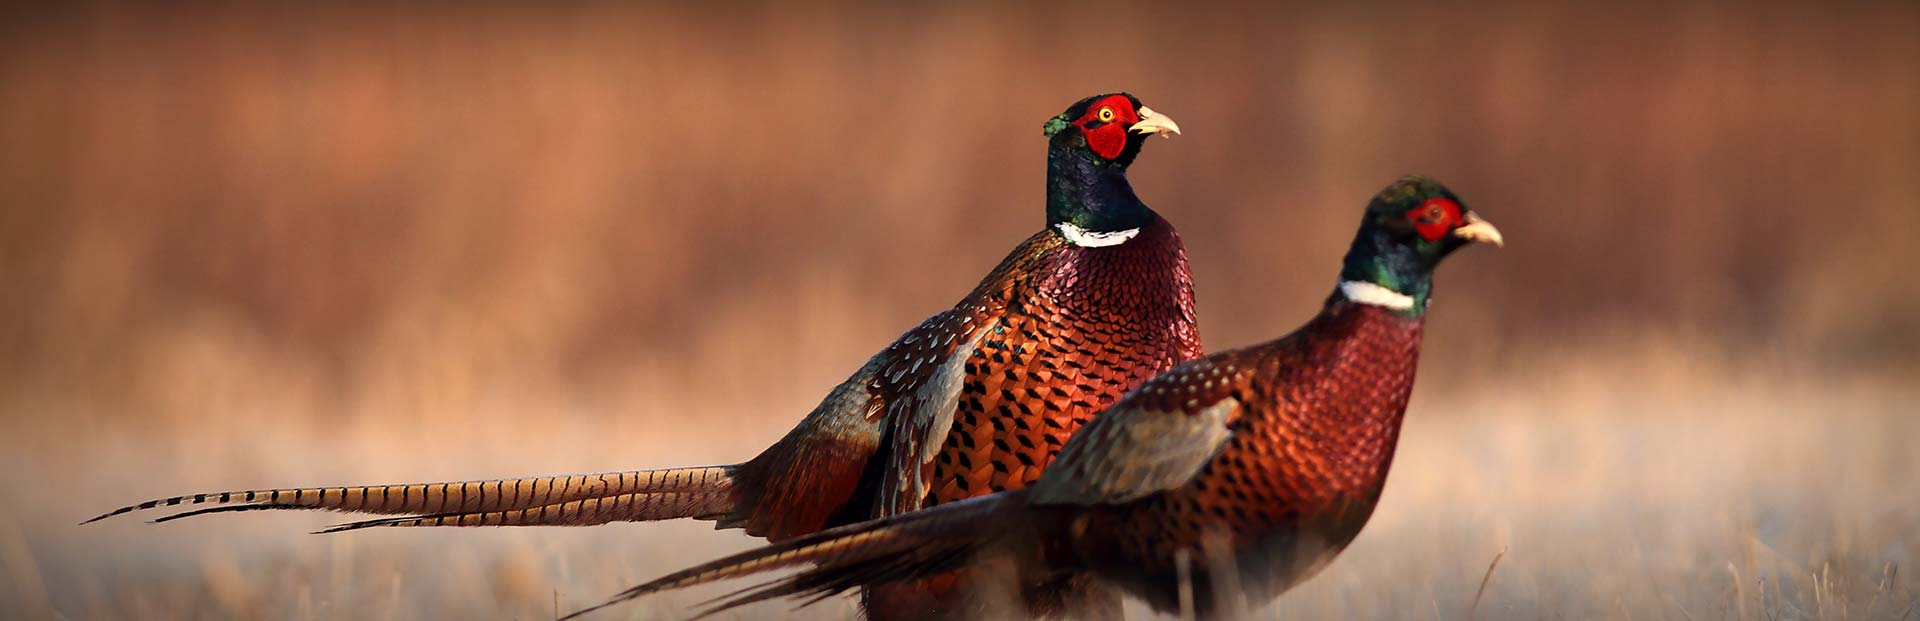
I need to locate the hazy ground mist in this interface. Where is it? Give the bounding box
[1,2,1915,619]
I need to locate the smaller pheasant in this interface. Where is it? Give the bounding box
[559,176,1502,620]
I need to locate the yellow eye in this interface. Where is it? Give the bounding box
[1097,107,1115,122]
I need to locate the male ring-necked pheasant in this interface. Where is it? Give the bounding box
[557,176,1502,621]
[88,93,1199,619]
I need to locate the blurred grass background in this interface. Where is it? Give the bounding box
[1,1,1916,619]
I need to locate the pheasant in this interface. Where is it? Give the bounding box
[556,176,1503,621]
[87,94,1198,619]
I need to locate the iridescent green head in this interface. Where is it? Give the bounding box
[1335,176,1503,314]
[1042,93,1182,234]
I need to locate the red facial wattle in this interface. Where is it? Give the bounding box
[1407,198,1462,242]
[1074,94,1142,160]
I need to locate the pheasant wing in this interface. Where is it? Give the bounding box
[1028,355,1244,507]
[871,309,999,516]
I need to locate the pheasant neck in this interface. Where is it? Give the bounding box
[1332,226,1436,315]
[1045,143,1152,236]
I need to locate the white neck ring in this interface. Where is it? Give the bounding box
[1056,222,1140,248]
[1339,280,1416,311]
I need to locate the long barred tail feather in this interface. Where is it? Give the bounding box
[82,466,736,526]
[313,490,734,534]
[560,492,1025,621]
[152,504,314,523]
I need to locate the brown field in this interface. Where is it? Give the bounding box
[2,2,1916,619]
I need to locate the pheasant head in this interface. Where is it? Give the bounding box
[1334,175,1503,314]
[1042,93,1182,241]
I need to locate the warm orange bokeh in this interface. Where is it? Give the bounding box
[1,3,1914,619]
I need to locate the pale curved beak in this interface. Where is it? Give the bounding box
[1452,212,1504,247]
[1129,106,1181,138]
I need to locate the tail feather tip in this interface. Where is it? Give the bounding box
[80,506,132,525]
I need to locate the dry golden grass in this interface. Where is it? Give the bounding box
[4,342,1915,619]
[1,2,1916,619]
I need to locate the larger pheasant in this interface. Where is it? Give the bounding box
[559,176,1503,620]
[88,93,1199,619]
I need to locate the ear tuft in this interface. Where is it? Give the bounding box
[1043,116,1071,137]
